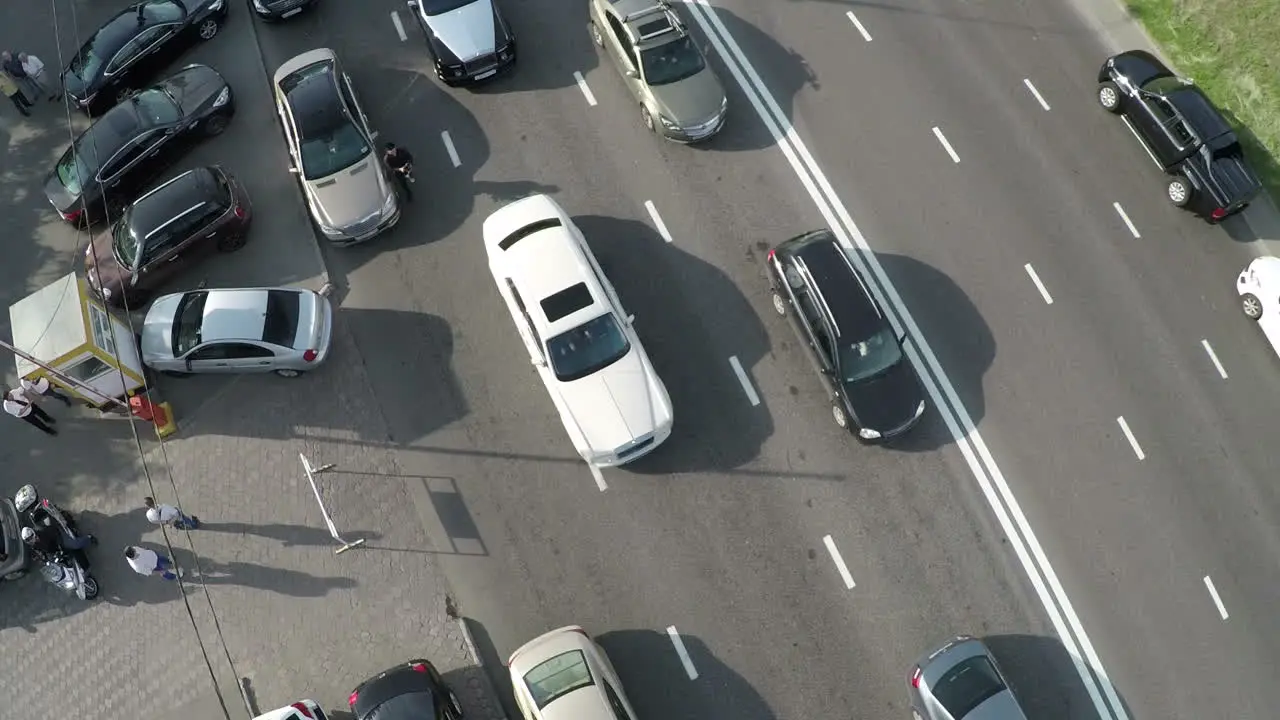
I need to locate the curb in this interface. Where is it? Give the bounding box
[453,612,510,720]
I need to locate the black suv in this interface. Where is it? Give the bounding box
[1097,50,1261,222]
[767,230,926,441]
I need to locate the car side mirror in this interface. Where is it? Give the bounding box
[129,273,139,287]
[407,0,419,6]
[625,69,638,79]
[532,358,546,368]
[184,357,193,371]
[821,366,834,376]
[626,314,635,325]
[288,166,299,174]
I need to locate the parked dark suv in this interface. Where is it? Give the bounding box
[85,166,252,308]
[767,230,926,440]
[1097,50,1261,222]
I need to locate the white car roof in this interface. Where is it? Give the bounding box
[483,195,608,336]
[200,289,273,342]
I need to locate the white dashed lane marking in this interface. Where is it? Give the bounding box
[441,131,461,167]
[932,127,960,163]
[1024,263,1054,305]
[1023,78,1051,111]
[845,11,872,41]
[1113,202,1141,238]
[1204,576,1229,620]
[1116,416,1145,460]
[728,356,760,407]
[574,71,598,107]
[390,11,407,42]
[644,201,674,243]
[666,626,700,680]
[822,535,856,589]
[1201,339,1228,379]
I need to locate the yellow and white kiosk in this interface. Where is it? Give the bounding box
[8,272,146,408]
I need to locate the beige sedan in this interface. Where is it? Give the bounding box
[508,626,641,720]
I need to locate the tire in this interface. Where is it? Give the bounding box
[590,20,604,47]
[771,292,787,316]
[216,232,247,252]
[274,368,303,378]
[82,575,99,600]
[1097,81,1122,113]
[1167,176,1192,207]
[831,402,848,429]
[1242,292,1263,320]
[198,18,220,40]
[640,105,655,133]
[116,86,133,104]
[204,114,229,137]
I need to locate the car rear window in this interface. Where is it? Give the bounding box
[499,218,561,250]
[523,650,594,710]
[540,282,594,323]
[262,290,302,347]
[931,656,1007,719]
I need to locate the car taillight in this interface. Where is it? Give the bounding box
[910,667,923,688]
[303,349,318,362]
[234,205,246,220]
[410,662,430,673]
[290,702,314,718]
[348,691,359,708]
[1211,207,1228,220]
[766,248,775,261]
[61,207,83,223]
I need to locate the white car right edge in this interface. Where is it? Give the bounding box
[483,195,673,467]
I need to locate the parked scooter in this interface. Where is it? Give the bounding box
[14,484,99,600]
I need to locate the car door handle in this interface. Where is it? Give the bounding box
[257,361,270,366]
[166,256,180,262]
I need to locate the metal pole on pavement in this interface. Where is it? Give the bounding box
[299,452,366,555]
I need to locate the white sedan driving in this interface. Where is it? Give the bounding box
[1238,256,1280,357]
[483,195,673,467]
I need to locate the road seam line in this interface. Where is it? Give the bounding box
[573,71,597,107]
[666,626,699,680]
[728,356,760,407]
[441,131,461,167]
[1200,339,1228,379]
[644,200,674,243]
[931,127,960,163]
[845,11,872,41]
[684,3,1126,717]
[390,11,407,42]
[822,535,856,589]
[1023,78,1051,111]
[1113,202,1141,238]
[1024,263,1054,304]
[1116,416,1145,460]
[1203,575,1229,620]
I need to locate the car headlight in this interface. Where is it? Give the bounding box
[381,190,397,217]
[858,427,882,440]
[211,86,230,108]
[208,0,225,10]
[252,0,267,10]
[315,216,343,237]
[659,115,679,130]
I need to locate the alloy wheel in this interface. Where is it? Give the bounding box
[1098,85,1118,110]
[1242,293,1263,319]
[640,106,654,132]
[832,403,848,428]
[1167,178,1189,206]
[275,368,302,378]
[771,292,787,316]
[590,21,603,47]
[199,19,219,40]
[83,576,99,599]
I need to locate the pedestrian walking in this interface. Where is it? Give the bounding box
[0,68,32,116]
[124,545,182,580]
[17,52,56,102]
[21,376,73,407]
[383,142,415,201]
[4,387,56,435]
[144,496,200,530]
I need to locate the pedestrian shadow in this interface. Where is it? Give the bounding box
[197,521,382,548]
[984,633,1134,720]
[172,551,358,597]
[595,628,776,720]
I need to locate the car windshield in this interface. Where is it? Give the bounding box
[415,0,480,15]
[55,149,93,196]
[932,656,1006,719]
[545,313,631,382]
[837,327,903,383]
[172,291,208,356]
[132,89,182,128]
[523,650,595,710]
[299,117,369,180]
[111,208,141,269]
[640,35,706,86]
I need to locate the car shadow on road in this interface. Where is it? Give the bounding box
[4,414,155,500]
[572,215,774,474]
[597,628,776,720]
[467,0,599,94]
[984,633,1134,720]
[843,251,994,453]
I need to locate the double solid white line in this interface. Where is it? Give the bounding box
[682,2,1126,719]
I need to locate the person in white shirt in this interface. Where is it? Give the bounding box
[4,387,56,435]
[144,496,200,530]
[17,52,55,102]
[124,545,181,580]
[21,376,73,407]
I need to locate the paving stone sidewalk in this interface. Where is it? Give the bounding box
[0,315,505,720]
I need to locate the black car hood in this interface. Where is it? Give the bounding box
[842,356,924,434]
[160,64,225,116]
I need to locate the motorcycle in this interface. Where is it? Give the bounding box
[14,484,99,600]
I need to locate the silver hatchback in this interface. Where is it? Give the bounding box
[909,636,1029,720]
[140,287,334,377]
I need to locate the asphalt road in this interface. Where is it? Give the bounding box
[5,0,1280,718]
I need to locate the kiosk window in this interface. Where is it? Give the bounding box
[64,355,112,383]
[88,304,116,355]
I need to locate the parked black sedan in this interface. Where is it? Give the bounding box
[45,64,234,226]
[248,0,319,21]
[349,659,463,720]
[60,0,229,115]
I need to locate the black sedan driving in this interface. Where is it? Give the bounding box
[406,0,516,86]
[45,64,234,226]
[60,0,229,115]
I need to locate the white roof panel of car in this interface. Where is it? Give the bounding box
[200,289,270,343]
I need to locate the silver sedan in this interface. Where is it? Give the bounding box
[140,287,334,377]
